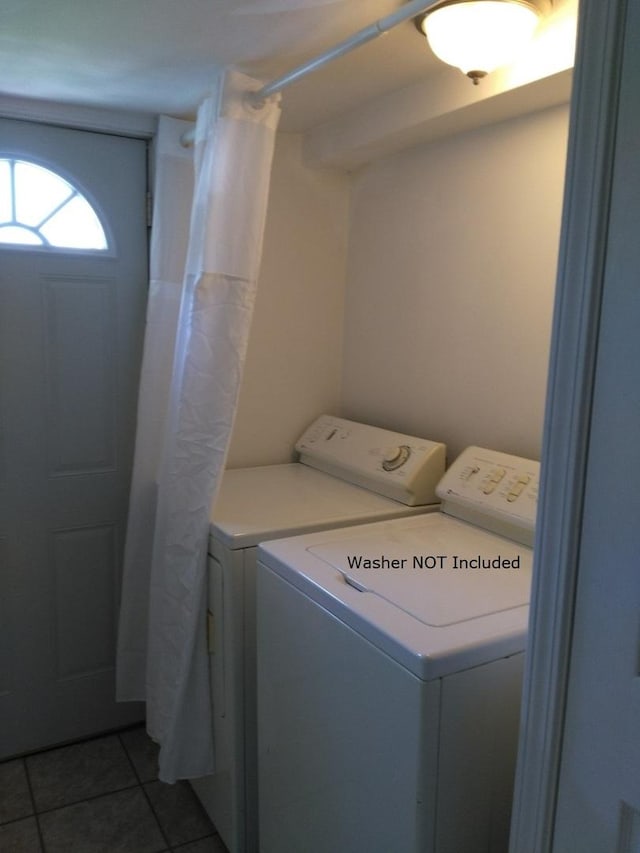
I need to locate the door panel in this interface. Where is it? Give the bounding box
[44,275,117,475]
[0,119,148,757]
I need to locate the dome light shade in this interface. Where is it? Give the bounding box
[418,1,544,84]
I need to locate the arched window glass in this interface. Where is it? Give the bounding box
[0,158,108,251]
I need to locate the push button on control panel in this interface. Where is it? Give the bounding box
[507,484,525,502]
[507,473,532,502]
[460,465,480,481]
[482,467,506,494]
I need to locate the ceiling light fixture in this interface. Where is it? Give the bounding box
[415,0,551,85]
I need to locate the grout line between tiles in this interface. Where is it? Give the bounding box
[117,729,147,786]
[140,780,226,853]
[138,781,178,853]
[22,757,47,853]
[122,732,175,853]
[32,781,143,817]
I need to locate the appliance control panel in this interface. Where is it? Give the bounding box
[436,446,540,546]
[296,415,446,506]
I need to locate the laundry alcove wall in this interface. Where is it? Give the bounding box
[225,131,350,468]
[339,102,570,461]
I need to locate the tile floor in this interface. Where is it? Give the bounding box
[0,726,229,853]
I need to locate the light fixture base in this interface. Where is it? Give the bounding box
[467,69,488,84]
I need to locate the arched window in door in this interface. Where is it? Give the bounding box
[0,158,108,250]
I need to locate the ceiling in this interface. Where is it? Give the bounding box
[0,0,443,132]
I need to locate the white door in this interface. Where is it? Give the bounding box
[550,0,640,847]
[0,118,148,757]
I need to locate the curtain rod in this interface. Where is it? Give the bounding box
[180,0,440,147]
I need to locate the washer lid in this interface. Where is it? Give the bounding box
[308,514,531,627]
[259,513,533,679]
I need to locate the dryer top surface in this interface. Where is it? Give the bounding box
[210,463,428,550]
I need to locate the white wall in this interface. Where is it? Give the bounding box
[340,104,569,463]
[227,132,350,467]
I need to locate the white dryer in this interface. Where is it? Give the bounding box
[190,415,446,853]
[256,446,539,853]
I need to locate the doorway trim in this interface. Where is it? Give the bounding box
[0,94,155,140]
[508,0,629,850]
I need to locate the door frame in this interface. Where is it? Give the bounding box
[0,97,155,141]
[508,0,630,850]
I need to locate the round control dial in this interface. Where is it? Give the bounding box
[382,444,411,471]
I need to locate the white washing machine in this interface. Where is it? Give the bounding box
[256,446,539,853]
[190,415,446,853]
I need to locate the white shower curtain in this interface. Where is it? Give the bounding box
[117,71,281,782]
[116,114,194,699]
